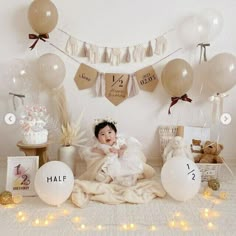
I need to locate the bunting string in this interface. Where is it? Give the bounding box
[46,31,183,106]
[58,28,177,65]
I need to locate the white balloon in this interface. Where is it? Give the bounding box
[200,9,224,41]
[7,59,33,94]
[178,15,209,47]
[161,157,201,201]
[34,161,74,206]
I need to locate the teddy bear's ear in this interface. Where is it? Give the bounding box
[204,141,211,146]
[219,144,224,150]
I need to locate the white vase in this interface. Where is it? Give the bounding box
[58,145,77,176]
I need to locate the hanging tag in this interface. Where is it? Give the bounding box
[133,45,146,62]
[78,42,87,57]
[110,49,121,66]
[74,63,98,90]
[146,41,153,57]
[155,36,167,55]
[135,66,158,92]
[65,36,79,56]
[102,47,109,63]
[124,47,131,63]
[105,73,129,105]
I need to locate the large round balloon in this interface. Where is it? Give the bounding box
[34,161,74,206]
[161,59,194,97]
[178,15,209,47]
[200,9,224,42]
[38,53,66,89]
[28,0,58,34]
[161,157,201,201]
[7,59,32,94]
[207,53,236,93]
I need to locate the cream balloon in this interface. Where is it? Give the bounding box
[161,157,201,201]
[28,0,58,34]
[38,53,66,89]
[208,53,236,93]
[161,59,193,97]
[34,161,74,206]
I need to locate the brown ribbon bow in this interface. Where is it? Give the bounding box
[168,94,192,114]
[28,33,49,50]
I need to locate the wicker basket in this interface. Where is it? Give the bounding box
[159,125,178,156]
[159,125,222,182]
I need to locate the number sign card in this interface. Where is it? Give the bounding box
[135,66,158,92]
[6,156,39,196]
[105,73,129,105]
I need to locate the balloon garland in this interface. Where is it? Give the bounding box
[24,1,236,116]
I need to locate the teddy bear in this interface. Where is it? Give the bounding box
[194,141,224,163]
[163,136,193,163]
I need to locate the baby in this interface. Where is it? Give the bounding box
[92,118,143,186]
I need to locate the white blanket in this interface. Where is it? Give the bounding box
[71,137,166,207]
[72,179,166,207]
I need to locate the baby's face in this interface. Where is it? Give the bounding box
[98,125,116,146]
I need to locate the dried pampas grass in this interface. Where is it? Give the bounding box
[54,86,87,146]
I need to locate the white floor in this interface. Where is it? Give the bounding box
[0,158,235,236]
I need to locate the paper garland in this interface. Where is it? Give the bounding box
[62,29,168,65]
[74,63,98,90]
[74,63,158,106]
[105,74,129,105]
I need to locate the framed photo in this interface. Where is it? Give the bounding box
[6,156,39,196]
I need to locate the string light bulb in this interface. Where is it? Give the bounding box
[207,222,214,229]
[149,225,157,231]
[168,220,176,228]
[219,191,228,200]
[97,224,102,230]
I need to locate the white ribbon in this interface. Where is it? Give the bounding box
[89,45,99,64]
[110,48,121,66]
[95,73,105,97]
[133,45,145,62]
[65,36,79,56]
[208,93,228,123]
[127,74,140,97]
[155,35,167,55]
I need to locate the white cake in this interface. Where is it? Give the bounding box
[22,129,48,145]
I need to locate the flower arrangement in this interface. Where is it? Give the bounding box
[93,117,117,131]
[19,104,49,144]
[19,105,48,133]
[60,114,87,147]
[55,87,87,147]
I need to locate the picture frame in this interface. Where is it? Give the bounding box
[6,156,39,196]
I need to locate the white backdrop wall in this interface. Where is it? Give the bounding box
[0,0,236,163]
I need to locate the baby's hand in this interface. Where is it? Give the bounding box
[117,144,127,157]
[117,149,124,157]
[91,147,105,156]
[109,147,118,154]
